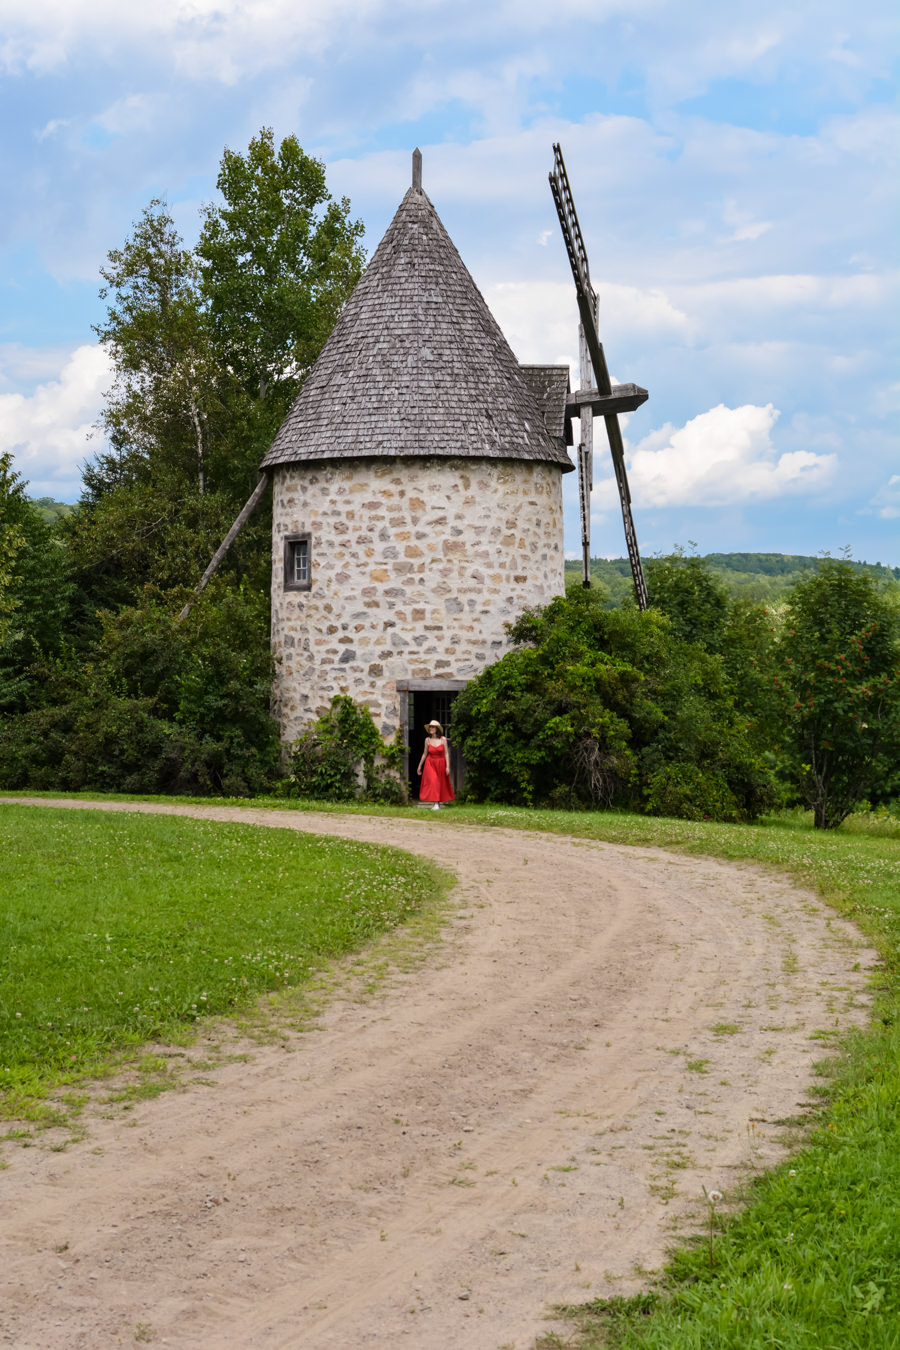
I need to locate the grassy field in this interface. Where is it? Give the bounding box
[2,792,899,1344]
[0,803,447,1121]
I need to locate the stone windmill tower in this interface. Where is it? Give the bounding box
[260,151,574,788]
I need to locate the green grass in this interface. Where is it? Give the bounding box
[0,804,446,1119]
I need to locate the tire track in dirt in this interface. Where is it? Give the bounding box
[0,800,876,1349]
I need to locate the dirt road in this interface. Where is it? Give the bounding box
[0,800,874,1349]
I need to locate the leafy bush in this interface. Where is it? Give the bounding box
[279,695,406,803]
[643,762,741,822]
[645,547,731,653]
[451,588,776,821]
[0,584,281,796]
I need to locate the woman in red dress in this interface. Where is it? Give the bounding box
[416,719,455,808]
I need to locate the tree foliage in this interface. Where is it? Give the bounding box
[645,547,783,760]
[0,454,73,711]
[279,696,405,803]
[197,128,365,411]
[456,555,898,827]
[568,552,900,607]
[0,130,366,797]
[94,202,214,497]
[76,128,365,624]
[777,559,900,828]
[92,129,364,512]
[451,587,775,820]
[0,585,279,796]
[0,452,26,647]
[645,548,731,653]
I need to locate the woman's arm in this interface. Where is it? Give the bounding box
[443,737,451,773]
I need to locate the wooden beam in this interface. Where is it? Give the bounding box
[578,302,596,589]
[567,383,649,417]
[178,471,271,623]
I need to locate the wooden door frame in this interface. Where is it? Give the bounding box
[397,679,468,792]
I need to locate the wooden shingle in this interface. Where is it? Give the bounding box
[520,365,573,450]
[261,181,574,472]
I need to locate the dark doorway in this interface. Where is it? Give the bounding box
[407,688,464,800]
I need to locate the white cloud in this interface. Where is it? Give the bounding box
[673,272,895,316]
[94,93,164,136]
[720,197,773,244]
[870,474,900,520]
[596,283,691,338]
[0,345,111,495]
[483,281,576,370]
[0,0,381,80]
[0,343,87,390]
[824,106,900,159]
[35,116,69,140]
[484,278,688,370]
[2,0,896,119]
[592,402,837,511]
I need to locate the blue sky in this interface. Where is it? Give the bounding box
[1,0,897,564]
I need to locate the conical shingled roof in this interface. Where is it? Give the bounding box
[261,179,573,471]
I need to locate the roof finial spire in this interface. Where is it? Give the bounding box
[412,147,422,192]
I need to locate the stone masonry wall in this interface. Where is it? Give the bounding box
[270,455,566,744]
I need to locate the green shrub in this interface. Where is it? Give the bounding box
[0,584,280,796]
[280,695,406,803]
[644,762,741,822]
[452,588,776,821]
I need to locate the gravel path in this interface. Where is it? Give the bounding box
[0,800,875,1349]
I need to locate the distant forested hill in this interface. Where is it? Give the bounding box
[565,553,900,607]
[28,497,77,525]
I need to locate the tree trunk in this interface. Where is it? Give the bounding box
[190,401,205,495]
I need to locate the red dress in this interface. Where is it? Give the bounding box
[420,741,455,802]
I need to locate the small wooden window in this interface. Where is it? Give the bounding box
[283,533,312,591]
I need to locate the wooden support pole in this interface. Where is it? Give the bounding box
[178,471,272,623]
[550,142,649,610]
[578,298,598,589]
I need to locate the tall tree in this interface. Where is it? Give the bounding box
[647,548,783,756]
[93,201,216,498]
[779,559,900,828]
[75,128,365,612]
[197,128,365,418]
[646,547,730,654]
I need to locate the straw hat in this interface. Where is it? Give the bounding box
[424,720,443,734]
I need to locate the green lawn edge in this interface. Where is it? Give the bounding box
[0,801,454,1132]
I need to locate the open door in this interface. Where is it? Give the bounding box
[400,681,467,800]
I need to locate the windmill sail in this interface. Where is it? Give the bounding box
[549,144,649,610]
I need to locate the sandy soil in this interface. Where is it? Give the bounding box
[0,799,876,1350]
